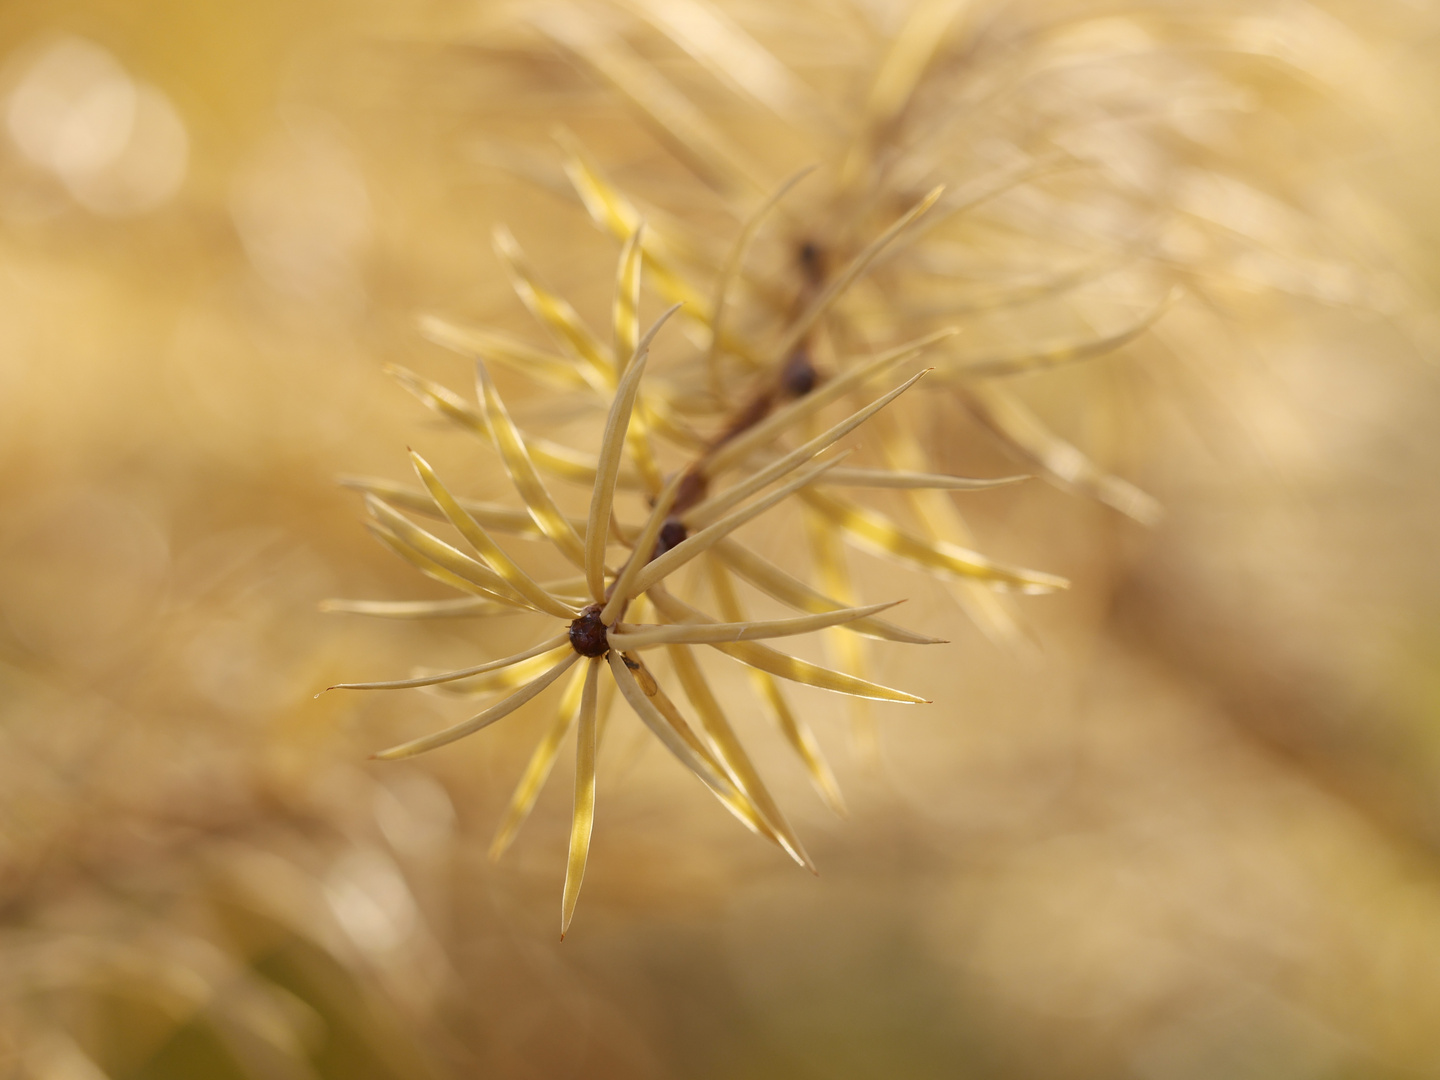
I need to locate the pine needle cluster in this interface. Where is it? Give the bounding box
[330,0,1405,935]
[328,204,1065,934]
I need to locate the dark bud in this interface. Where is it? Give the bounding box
[652,517,688,560]
[568,603,609,658]
[780,348,817,397]
[798,240,825,284]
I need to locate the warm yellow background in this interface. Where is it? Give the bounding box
[2,1,1440,1077]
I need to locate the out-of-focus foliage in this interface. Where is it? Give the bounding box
[1,0,1439,1077]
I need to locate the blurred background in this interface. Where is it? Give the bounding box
[2,0,1440,1077]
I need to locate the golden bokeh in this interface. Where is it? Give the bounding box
[2,1,1439,1077]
